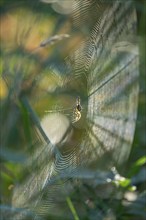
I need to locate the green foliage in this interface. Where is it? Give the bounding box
[0,1,146,220]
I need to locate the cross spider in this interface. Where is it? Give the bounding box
[73,97,82,123]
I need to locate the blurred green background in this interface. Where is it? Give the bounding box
[0,0,146,220]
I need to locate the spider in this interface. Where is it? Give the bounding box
[45,96,82,123]
[73,96,82,123]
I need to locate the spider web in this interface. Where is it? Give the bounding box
[10,1,139,219]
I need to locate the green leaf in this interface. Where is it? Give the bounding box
[135,156,146,166]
